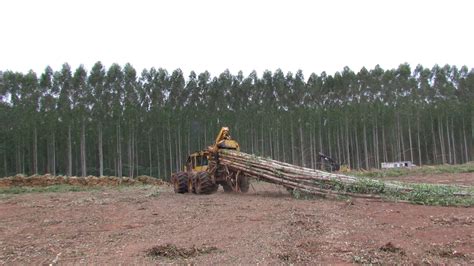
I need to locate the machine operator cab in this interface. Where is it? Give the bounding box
[186,151,209,172]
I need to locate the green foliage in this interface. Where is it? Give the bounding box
[313,177,474,206]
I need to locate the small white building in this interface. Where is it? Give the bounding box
[381,161,414,169]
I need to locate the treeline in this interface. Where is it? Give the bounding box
[0,63,473,178]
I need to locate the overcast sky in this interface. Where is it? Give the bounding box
[1,0,473,77]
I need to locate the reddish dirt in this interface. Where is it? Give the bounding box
[0,181,473,264]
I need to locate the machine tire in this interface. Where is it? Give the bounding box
[187,173,196,193]
[221,182,233,192]
[172,172,189,193]
[238,175,250,193]
[195,172,218,194]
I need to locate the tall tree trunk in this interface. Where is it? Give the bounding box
[98,123,103,176]
[67,124,72,176]
[328,128,332,158]
[417,114,422,166]
[313,122,318,168]
[148,133,152,176]
[363,122,369,169]
[46,133,51,174]
[400,119,406,161]
[346,118,351,168]
[33,126,38,174]
[355,128,360,169]
[80,119,87,177]
[431,118,438,164]
[319,119,323,157]
[178,126,182,170]
[168,122,173,174]
[250,124,255,155]
[156,133,161,178]
[310,124,314,169]
[438,118,446,164]
[174,128,179,172]
[52,132,56,176]
[336,126,342,166]
[3,146,7,177]
[281,126,286,163]
[128,125,133,178]
[290,120,295,164]
[269,126,274,159]
[135,130,138,177]
[463,118,469,163]
[275,124,280,161]
[117,123,122,178]
[451,117,456,164]
[446,117,452,164]
[372,122,378,169]
[3,137,7,177]
[396,114,401,161]
[408,119,413,164]
[299,122,305,167]
[187,127,190,157]
[260,119,264,156]
[382,123,388,163]
[163,132,168,179]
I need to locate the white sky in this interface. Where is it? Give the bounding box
[1,0,473,77]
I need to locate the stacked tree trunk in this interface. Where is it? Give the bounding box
[218,149,411,200]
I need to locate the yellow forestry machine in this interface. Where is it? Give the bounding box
[171,127,250,194]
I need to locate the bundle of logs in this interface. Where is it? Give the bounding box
[218,149,471,201]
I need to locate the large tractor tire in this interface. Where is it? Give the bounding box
[220,182,233,192]
[195,172,218,195]
[238,175,250,193]
[187,173,196,194]
[172,172,189,193]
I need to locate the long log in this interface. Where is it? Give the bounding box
[219,149,408,191]
[222,159,385,199]
[215,149,473,204]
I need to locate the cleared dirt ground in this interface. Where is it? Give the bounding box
[0,173,473,264]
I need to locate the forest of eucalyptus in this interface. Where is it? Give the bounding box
[0,62,473,179]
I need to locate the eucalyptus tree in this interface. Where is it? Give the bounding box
[54,64,75,175]
[106,63,124,177]
[167,69,186,172]
[2,71,24,173]
[457,66,473,162]
[39,66,57,175]
[123,63,139,177]
[184,71,200,154]
[72,65,89,177]
[148,68,168,178]
[89,61,107,176]
[21,71,40,174]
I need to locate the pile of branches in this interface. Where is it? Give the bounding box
[0,174,168,187]
[218,149,474,206]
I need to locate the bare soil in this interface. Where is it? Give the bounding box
[0,173,473,264]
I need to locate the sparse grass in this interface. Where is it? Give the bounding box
[351,162,474,179]
[0,184,103,194]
